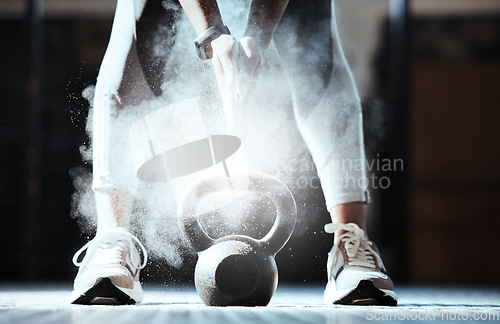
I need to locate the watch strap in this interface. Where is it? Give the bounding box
[194,25,231,60]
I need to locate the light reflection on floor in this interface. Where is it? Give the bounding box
[1,284,499,323]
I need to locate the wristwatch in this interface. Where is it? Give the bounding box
[194,26,231,60]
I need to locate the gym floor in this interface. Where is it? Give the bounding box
[1,284,499,324]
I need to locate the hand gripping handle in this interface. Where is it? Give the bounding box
[178,171,297,254]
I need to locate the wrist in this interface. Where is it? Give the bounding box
[194,25,231,60]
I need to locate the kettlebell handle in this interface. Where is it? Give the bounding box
[178,171,297,254]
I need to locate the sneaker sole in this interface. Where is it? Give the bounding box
[333,280,397,306]
[71,277,138,305]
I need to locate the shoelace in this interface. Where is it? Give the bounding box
[72,228,148,270]
[324,223,378,271]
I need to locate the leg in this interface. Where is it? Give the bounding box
[274,0,369,212]
[274,0,396,305]
[330,202,366,238]
[93,41,157,234]
[93,0,179,233]
[92,0,153,234]
[72,0,179,305]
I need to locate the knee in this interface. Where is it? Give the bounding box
[93,81,122,109]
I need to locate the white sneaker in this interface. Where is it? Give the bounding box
[70,227,148,305]
[323,223,397,305]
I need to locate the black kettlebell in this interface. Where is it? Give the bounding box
[178,171,297,306]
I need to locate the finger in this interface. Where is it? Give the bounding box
[236,59,260,100]
[236,75,256,102]
[240,41,253,60]
[211,57,226,92]
[219,52,236,86]
[252,60,262,78]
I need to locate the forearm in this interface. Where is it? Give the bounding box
[244,0,289,49]
[178,0,224,35]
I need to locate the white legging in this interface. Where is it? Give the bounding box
[91,0,368,211]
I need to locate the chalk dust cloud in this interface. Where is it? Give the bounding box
[70,0,362,267]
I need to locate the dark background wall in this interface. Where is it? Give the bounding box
[0,1,499,285]
[409,16,500,283]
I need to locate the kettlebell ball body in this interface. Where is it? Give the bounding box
[195,237,278,306]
